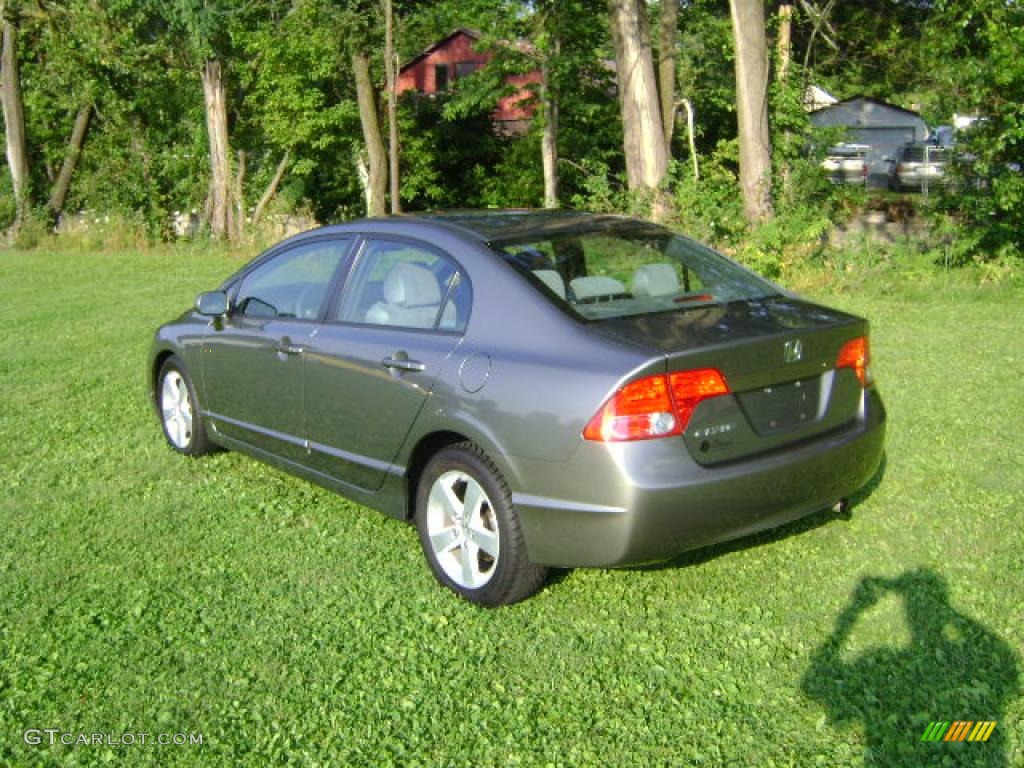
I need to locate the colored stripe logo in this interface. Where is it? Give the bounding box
[921,721,997,742]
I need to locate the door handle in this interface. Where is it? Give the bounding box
[382,355,425,373]
[275,343,305,356]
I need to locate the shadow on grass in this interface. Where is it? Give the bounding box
[802,569,1021,766]
[633,451,888,573]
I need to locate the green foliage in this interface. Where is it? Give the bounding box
[0,174,15,231]
[0,0,1019,273]
[676,0,738,157]
[0,249,1022,766]
[799,0,932,104]
[670,140,747,245]
[923,0,1024,262]
[397,95,516,211]
[10,208,52,250]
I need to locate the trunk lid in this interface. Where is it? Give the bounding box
[594,297,868,465]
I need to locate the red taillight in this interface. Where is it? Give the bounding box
[583,369,730,442]
[669,369,731,427]
[836,336,870,386]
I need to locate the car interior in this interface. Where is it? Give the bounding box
[362,261,458,330]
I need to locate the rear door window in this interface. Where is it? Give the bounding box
[335,239,471,332]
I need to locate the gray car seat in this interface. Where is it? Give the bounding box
[365,262,445,328]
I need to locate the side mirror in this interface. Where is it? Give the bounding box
[196,290,229,316]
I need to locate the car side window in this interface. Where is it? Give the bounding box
[235,239,350,320]
[336,240,470,332]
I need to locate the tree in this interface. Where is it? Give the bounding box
[383,0,400,213]
[607,0,669,217]
[1,1,29,234]
[657,0,677,154]
[156,0,274,240]
[533,0,568,208]
[47,103,91,219]
[201,57,234,238]
[729,0,773,223]
[352,48,387,217]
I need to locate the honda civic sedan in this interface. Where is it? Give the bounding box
[149,211,885,605]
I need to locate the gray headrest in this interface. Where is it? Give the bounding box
[383,262,441,307]
[533,269,566,299]
[631,263,680,297]
[570,275,626,300]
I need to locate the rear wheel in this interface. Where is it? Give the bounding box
[158,356,215,457]
[415,443,547,606]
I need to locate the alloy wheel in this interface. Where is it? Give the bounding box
[426,470,500,589]
[161,370,194,449]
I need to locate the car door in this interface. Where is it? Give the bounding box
[302,237,472,490]
[201,237,352,463]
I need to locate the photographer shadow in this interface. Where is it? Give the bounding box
[802,569,1021,766]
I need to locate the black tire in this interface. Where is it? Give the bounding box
[415,442,547,606]
[157,355,216,457]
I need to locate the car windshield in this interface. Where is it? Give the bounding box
[489,227,779,321]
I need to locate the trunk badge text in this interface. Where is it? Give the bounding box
[784,339,804,363]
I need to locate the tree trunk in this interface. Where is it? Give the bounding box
[540,52,559,209]
[234,148,246,239]
[776,3,794,197]
[47,104,92,220]
[252,150,290,225]
[679,97,699,181]
[776,3,793,82]
[355,151,372,215]
[658,0,678,154]
[608,0,669,217]
[202,58,234,240]
[352,50,387,217]
[729,0,774,224]
[383,0,400,214]
[2,18,29,232]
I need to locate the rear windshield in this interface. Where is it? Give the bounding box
[902,146,925,162]
[829,145,866,158]
[489,227,779,321]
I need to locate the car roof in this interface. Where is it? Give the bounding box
[255,210,670,267]
[409,209,666,244]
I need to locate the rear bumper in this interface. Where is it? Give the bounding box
[512,387,886,567]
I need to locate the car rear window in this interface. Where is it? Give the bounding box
[902,146,925,162]
[489,227,778,321]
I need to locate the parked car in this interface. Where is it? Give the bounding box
[822,144,869,186]
[150,211,886,605]
[889,142,949,192]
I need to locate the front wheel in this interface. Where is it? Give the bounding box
[157,356,216,457]
[416,443,547,606]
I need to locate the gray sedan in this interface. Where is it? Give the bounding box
[149,211,885,605]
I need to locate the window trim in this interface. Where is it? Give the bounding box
[324,235,472,336]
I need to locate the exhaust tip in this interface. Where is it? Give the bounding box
[833,498,851,519]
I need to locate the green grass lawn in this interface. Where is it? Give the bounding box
[1,248,1021,767]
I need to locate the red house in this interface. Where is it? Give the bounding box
[396,29,541,134]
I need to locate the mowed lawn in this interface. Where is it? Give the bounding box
[0,247,1021,767]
